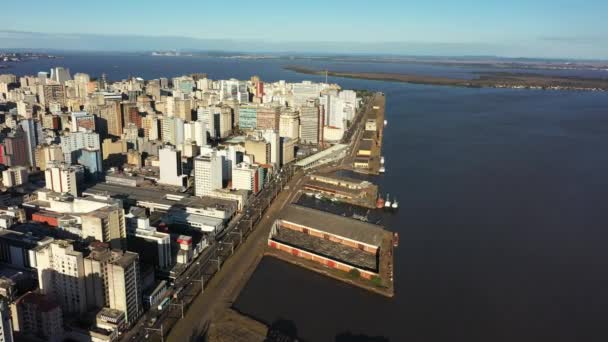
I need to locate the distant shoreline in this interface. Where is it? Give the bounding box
[285,66,608,92]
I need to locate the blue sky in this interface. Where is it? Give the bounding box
[1,0,607,59]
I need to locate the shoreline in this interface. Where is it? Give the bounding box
[285,66,608,92]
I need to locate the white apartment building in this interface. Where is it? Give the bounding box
[2,166,28,187]
[158,146,187,187]
[35,240,87,314]
[194,152,223,197]
[45,162,78,196]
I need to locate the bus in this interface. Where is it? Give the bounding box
[157,297,170,311]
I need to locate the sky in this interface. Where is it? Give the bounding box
[1,0,607,59]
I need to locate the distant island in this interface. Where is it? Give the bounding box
[285,66,608,92]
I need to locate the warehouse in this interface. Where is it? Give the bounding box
[268,205,385,279]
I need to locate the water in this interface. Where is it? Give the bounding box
[235,85,608,342]
[6,54,608,341]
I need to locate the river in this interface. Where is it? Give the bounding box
[6,54,608,341]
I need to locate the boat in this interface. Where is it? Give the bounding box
[380,156,385,164]
[392,197,399,209]
[393,232,399,247]
[384,194,391,208]
[376,195,385,208]
[379,166,386,173]
[384,119,388,126]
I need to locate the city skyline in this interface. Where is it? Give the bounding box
[1,0,607,59]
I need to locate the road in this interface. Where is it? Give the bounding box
[121,165,301,342]
[122,93,382,342]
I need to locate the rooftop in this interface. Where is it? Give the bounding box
[279,205,384,247]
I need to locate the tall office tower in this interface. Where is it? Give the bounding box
[35,240,87,314]
[77,148,103,180]
[256,105,281,131]
[20,119,38,167]
[11,292,64,342]
[73,73,90,99]
[99,100,123,138]
[60,130,100,164]
[50,67,71,84]
[220,79,249,103]
[158,146,187,187]
[98,73,108,90]
[262,130,281,166]
[42,84,67,107]
[45,162,78,196]
[194,151,223,197]
[279,108,300,140]
[3,128,29,167]
[232,162,259,193]
[244,139,271,165]
[82,206,126,250]
[0,297,14,342]
[299,99,321,145]
[238,105,257,130]
[70,111,96,132]
[2,166,29,187]
[172,76,195,95]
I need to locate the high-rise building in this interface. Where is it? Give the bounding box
[257,105,281,131]
[158,146,187,187]
[35,144,64,170]
[35,240,87,314]
[244,139,271,165]
[279,109,300,140]
[2,128,29,167]
[184,120,208,147]
[0,296,13,342]
[20,119,38,167]
[141,114,160,141]
[77,148,103,179]
[299,99,321,145]
[42,84,66,107]
[60,131,100,164]
[71,111,96,132]
[262,130,281,166]
[232,162,259,193]
[220,79,248,103]
[238,105,257,130]
[194,151,223,197]
[99,100,123,138]
[50,67,71,84]
[45,162,78,196]
[82,206,126,250]
[161,116,184,146]
[73,73,90,99]
[84,245,143,325]
[2,166,29,187]
[10,292,63,342]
